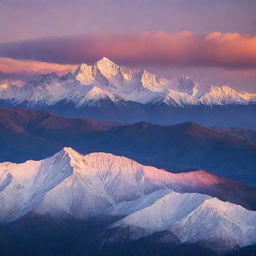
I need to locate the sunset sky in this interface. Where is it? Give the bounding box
[0,0,256,91]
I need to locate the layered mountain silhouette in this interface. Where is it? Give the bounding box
[0,108,255,186]
[0,107,118,161]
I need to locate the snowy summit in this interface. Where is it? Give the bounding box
[0,57,256,107]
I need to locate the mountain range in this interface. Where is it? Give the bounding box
[0,148,256,256]
[0,108,255,186]
[1,57,256,128]
[0,58,255,256]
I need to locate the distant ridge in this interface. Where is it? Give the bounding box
[0,108,255,185]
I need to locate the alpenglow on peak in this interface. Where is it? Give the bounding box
[0,57,255,108]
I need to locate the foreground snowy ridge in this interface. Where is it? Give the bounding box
[0,147,255,251]
[0,57,256,106]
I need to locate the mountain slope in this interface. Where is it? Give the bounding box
[213,126,256,144]
[0,108,119,162]
[0,108,255,185]
[0,148,256,253]
[80,121,256,185]
[112,193,256,252]
[0,148,256,216]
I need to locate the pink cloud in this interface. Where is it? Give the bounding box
[0,57,77,78]
[1,31,256,69]
[84,31,256,68]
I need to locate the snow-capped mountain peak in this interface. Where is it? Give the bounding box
[76,63,91,74]
[95,57,120,77]
[200,85,248,105]
[59,146,81,158]
[96,56,116,65]
[73,63,97,85]
[0,82,11,90]
[0,57,255,107]
[0,148,256,251]
[112,192,256,251]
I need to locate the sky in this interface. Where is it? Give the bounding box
[0,0,256,91]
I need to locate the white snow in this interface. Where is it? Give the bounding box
[0,148,255,251]
[0,57,255,106]
[113,192,256,250]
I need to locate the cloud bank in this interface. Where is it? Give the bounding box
[0,32,256,69]
[0,57,77,79]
